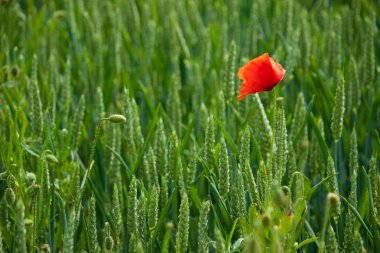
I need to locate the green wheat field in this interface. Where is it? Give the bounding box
[0,0,379,252]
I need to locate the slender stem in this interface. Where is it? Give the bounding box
[227,102,231,134]
[333,140,341,246]
[32,194,37,253]
[320,201,331,253]
[89,119,107,164]
[335,221,340,246]
[334,140,339,189]
[161,224,172,253]
[50,166,56,253]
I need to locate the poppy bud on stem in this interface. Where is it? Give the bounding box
[320,192,339,253]
[107,114,127,124]
[90,114,127,163]
[276,97,284,103]
[161,222,174,253]
[262,214,271,228]
[328,192,340,208]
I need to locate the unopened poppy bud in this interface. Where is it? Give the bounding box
[3,71,8,82]
[107,114,126,123]
[53,10,66,19]
[39,243,50,252]
[281,186,290,196]
[262,214,271,228]
[25,218,33,226]
[7,174,15,187]
[273,187,287,209]
[165,221,174,230]
[45,154,58,164]
[327,192,340,207]
[5,188,16,205]
[25,172,36,185]
[105,236,114,251]
[11,66,19,77]
[276,97,284,103]
[301,139,309,149]
[61,128,68,137]
[1,0,9,6]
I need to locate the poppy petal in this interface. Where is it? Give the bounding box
[237,53,285,100]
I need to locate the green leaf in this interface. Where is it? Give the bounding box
[152,190,174,241]
[340,195,373,239]
[55,191,67,235]
[230,104,244,125]
[248,127,262,161]
[360,166,374,222]
[293,95,315,146]
[304,220,320,248]
[106,145,132,180]
[294,199,307,224]
[204,175,232,228]
[214,116,238,154]
[77,157,117,232]
[226,218,239,251]
[288,199,307,249]
[21,142,40,157]
[309,173,338,197]
[290,172,311,201]
[231,238,244,252]
[190,185,202,211]
[138,81,155,117]
[179,116,195,153]
[133,105,161,173]
[309,114,329,163]
[295,237,319,250]
[80,160,94,193]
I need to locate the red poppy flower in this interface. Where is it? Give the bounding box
[237,53,285,100]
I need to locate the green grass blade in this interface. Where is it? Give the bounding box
[295,237,318,250]
[214,116,238,154]
[152,189,174,241]
[293,95,314,146]
[309,173,338,197]
[226,218,239,251]
[55,191,67,235]
[106,145,132,179]
[340,195,373,239]
[304,220,320,248]
[309,114,329,163]
[133,105,161,173]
